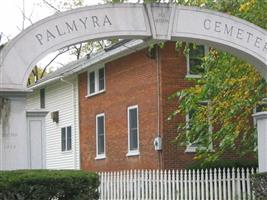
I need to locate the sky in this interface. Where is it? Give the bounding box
[0,0,105,70]
[0,0,103,41]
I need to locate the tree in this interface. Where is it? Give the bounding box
[169,0,267,163]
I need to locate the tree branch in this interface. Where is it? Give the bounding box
[40,48,69,78]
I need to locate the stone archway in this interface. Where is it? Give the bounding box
[0,3,266,91]
[0,3,266,170]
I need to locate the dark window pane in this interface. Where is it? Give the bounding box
[129,108,138,151]
[97,115,105,155]
[189,44,205,75]
[67,126,72,151]
[61,128,66,151]
[129,109,137,129]
[98,116,104,135]
[130,129,138,150]
[40,88,45,109]
[98,135,104,154]
[99,68,105,91]
[89,71,95,94]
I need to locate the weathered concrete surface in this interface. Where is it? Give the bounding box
[0,3,266,92]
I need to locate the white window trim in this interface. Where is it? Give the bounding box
[127,105,140,157]
[186,44,208,78]
[185,102,213,153]
[61,126,72,153]
[86,65,106,97]
[95,113,106,160]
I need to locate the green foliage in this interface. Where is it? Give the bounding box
[169,0,267,162]
[252,172,267,199]
[187,159,258,170]
[0,170,99,200]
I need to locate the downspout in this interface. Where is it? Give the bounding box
[60,77,78,169]
[156,45,163,169]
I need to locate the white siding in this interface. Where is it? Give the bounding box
[26,76,80,169]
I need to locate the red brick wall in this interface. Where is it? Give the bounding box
[79,42,250,171]
[159,42,196,169]
[79,49,161,171]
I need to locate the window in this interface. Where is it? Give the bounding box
[61,126,72,152]
[127,105,139,156]
[186,43,208,77]
[88,66,105,96]
[96,113,105,159]
[185,102,212,152]
[40,88,45,108]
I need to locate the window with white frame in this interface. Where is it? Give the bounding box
[127,105,139,156]
[61,126,72,152]
[185,101,212,152]
[96,113,105,159]
[88,65,105,96]
[187,43,208,77]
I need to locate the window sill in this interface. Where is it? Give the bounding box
[85,90,105,98]
[61,150,73,154]
[95,155,106,160]
[185,74,202,79]
[126,151,140,157]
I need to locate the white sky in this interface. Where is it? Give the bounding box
[0,0,106,71]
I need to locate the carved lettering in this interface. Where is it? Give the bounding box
[246,32,253,43]
[46,30,56,41]
[103,15,112,26]
[35,34,43,45]
[224,24,233,36]
[255,37,262,48]
[204,19,211,30]
[236,28,244,40]
[92,16,100,27]
[79,17,88,29]
[34,15,113,46]
[55,25,66,36]
[263,42,267,52]
[214,21,222,32]
[66,21,78,33]
[203,18,266,54]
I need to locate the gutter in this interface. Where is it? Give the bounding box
[28,76,63,90]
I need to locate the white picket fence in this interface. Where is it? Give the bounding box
[98,168,257,200]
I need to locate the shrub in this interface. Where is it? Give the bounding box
[186,159,258,169]
[0,170,99,200]
[252,172,267,200]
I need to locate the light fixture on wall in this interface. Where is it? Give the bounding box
[51,111,59,123]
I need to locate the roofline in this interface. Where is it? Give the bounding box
[29,39,151,89]
[29,76,63,90]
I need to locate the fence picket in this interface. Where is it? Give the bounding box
[205,169,208,200]
[181,170,184,200]
[201,169,204,200]
[218,168,222,200]
[210,168,214,200]
[189,169,192,200]
[214,168,218,200]
[232,168,236,200]
[227,168,231,200]
[196,169,200,200]
[241,168,246,200]
[192,169,196,200]
[97,167,256,200]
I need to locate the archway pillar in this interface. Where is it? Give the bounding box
[0,92,30,170]
[253,112,267,172]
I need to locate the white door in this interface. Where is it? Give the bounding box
[27,114,46,169]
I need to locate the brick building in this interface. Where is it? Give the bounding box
[79,41,208,171]
[27,40,242,171]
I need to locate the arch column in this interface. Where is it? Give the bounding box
[253,112,267,172]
